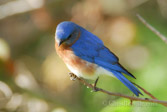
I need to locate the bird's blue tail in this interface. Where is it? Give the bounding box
[110,70,142,96]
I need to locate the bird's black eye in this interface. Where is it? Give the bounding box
[67,34,72,40]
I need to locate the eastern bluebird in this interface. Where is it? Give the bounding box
[55,21,142,96]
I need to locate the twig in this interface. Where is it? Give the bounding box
[136,14,167,44]
[131,81,167,107]
[131,81,156,99]
[69,73,167,107]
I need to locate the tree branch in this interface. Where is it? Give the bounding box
[69,73,167,107]
[131,81,156,99]
[136,14,167,44]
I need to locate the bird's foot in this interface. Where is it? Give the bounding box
[69,73,77,81]
[91,77,99,92]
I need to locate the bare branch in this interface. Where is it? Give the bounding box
[131,81,156,99]
[136,14,167,44]
[131,81,167,107]
[69,73,167,107]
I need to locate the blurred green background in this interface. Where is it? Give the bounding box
[0,0,167,112]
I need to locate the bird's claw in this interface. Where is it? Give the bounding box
[91,77,99,92]
[69,73,77,81]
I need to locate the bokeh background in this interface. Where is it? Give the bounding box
[0,0,167,112]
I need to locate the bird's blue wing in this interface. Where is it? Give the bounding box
[71,29,135,78]
[94,47,136,78]
[71,28,118,62]
[70,29,142,96]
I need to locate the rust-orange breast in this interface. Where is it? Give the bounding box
[55,42,96,76]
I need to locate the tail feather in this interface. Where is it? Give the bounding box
[111,71,142,96]
[117,63,136,79]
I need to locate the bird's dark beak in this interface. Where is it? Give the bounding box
[58,40,64,46]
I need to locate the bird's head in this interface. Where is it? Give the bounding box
[55,21,80,47]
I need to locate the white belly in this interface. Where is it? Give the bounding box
[96,67,115,78]
[66,64,115,80]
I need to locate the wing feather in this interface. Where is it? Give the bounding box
[71,28,135,78]
[69,28,143,95]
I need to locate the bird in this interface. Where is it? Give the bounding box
[55,21,142,96]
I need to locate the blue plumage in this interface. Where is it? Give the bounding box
[71,25,136,78]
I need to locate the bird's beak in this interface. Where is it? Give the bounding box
[58,40,64,47]
[56,38,62,47]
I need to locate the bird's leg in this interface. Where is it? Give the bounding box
[69,73,77,81]
[92,77,99,92]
